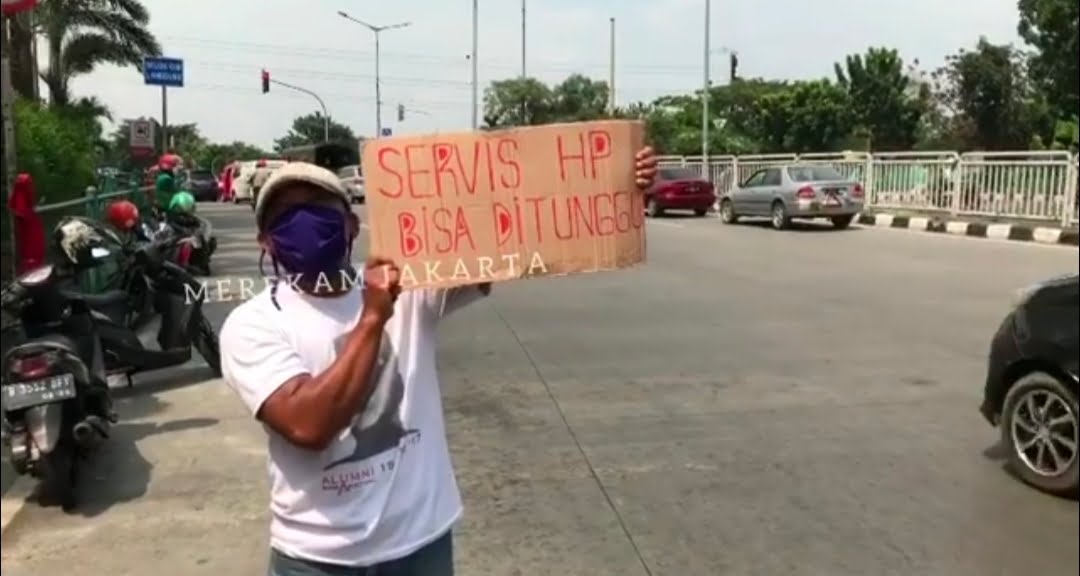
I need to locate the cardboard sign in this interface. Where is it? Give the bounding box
[361,120,647,288]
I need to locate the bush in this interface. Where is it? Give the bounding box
[12,98,98,203]
[2,99,101,282]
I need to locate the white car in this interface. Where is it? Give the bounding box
[337,165,365,204]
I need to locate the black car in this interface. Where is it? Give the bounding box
[185,169,219,202]
[981,273,1079,496]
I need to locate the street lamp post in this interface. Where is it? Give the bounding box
[471,0,479,129]
[521,0,526,78]
[702,0,711,178]
[338,11,411,138]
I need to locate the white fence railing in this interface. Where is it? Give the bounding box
[657,150,1080,228]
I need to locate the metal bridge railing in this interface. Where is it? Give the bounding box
[660,149,1080,227]
[25,175,152,292]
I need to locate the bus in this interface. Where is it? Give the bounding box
[278,141,360,172]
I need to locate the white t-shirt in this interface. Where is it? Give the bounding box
[219,281,485,566]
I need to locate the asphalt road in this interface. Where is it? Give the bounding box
[1,203,1077,576]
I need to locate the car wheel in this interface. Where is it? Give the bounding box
[831,214,854,229]
[770,201,789,230]
[1001,371,1079,496]
[719,200,738,224]
[646,198,663,218]
[694,208,709,217]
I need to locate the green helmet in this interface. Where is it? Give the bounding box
[168,191,196,214]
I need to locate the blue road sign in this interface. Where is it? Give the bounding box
[143,57,184,87]
[381,127,393,137]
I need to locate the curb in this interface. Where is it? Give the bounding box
[0,461,34,538]
[856,213,1078,246]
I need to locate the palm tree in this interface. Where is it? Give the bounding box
[36,0,161,105]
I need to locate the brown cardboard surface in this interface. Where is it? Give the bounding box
[361,120,647,288]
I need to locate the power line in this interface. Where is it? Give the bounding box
[188,59,473,90]
[180,82,471,109]
[181,63,666,108]
[162,34,703,76]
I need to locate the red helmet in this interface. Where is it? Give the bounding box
[105,200,140,231]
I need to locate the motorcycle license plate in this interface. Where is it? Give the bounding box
[3,374,76,411]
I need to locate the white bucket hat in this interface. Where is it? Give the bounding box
[255,162,350,228]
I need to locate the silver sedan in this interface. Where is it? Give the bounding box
[719,164,865,230]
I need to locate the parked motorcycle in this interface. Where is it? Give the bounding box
[109,199,216,277]
[1,252,119,510]
[163,211,216,277]
[81,222,223,382]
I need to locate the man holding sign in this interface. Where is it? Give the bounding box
[220,124,657,576]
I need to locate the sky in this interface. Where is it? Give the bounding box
[69,0,1028,150]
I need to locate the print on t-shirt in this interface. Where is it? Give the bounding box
[324,331,419,472]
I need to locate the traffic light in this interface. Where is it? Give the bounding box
[261,69,270,94]
[397,103,405,122]
[729,53,739,83]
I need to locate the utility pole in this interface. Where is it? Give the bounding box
[1,16,16,193]
[375,32,382,137]
[521,0,526,78]
[608,17,616,115]
[701,0,711,176]
[338,11,410,138]
[470,0,479,129]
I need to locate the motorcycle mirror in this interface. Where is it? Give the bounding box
[17,265,54,286]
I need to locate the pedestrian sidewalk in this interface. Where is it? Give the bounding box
[856,212,1078,246]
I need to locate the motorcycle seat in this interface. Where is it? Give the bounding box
[62,290,129,309]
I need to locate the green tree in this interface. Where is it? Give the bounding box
[707,79,793,154]
[273,112,356,151]
[194,141,272,172]
[934,38,1052,150]
[834,48,924,150]
[638,95,702,155]
[1018,0,1079,118]
[753,80,855,153]
[36,0,162,105]
[551,74,610,122]
[482,77,555,128]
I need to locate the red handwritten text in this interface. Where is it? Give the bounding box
[556,129,612,181]
[376,138,521,199]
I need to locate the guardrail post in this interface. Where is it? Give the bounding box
[83,185,104,292]
[1065,156,1078,229]
[729,157,739,190]
[84,183,100,220]
[864,154,875,206]
[950,154,963,215]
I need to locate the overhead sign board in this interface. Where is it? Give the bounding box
[143,57,184,87]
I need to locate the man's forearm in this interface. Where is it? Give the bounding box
[302,318,386,443]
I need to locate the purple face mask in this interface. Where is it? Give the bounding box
[267,205,350,280]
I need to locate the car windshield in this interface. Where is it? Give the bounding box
[189,170,214,181]
[661,168,702,181]
[788,166,847,182]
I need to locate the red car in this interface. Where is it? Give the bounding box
[645,167,716,217]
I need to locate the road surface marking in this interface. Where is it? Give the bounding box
[648,220,685,229]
